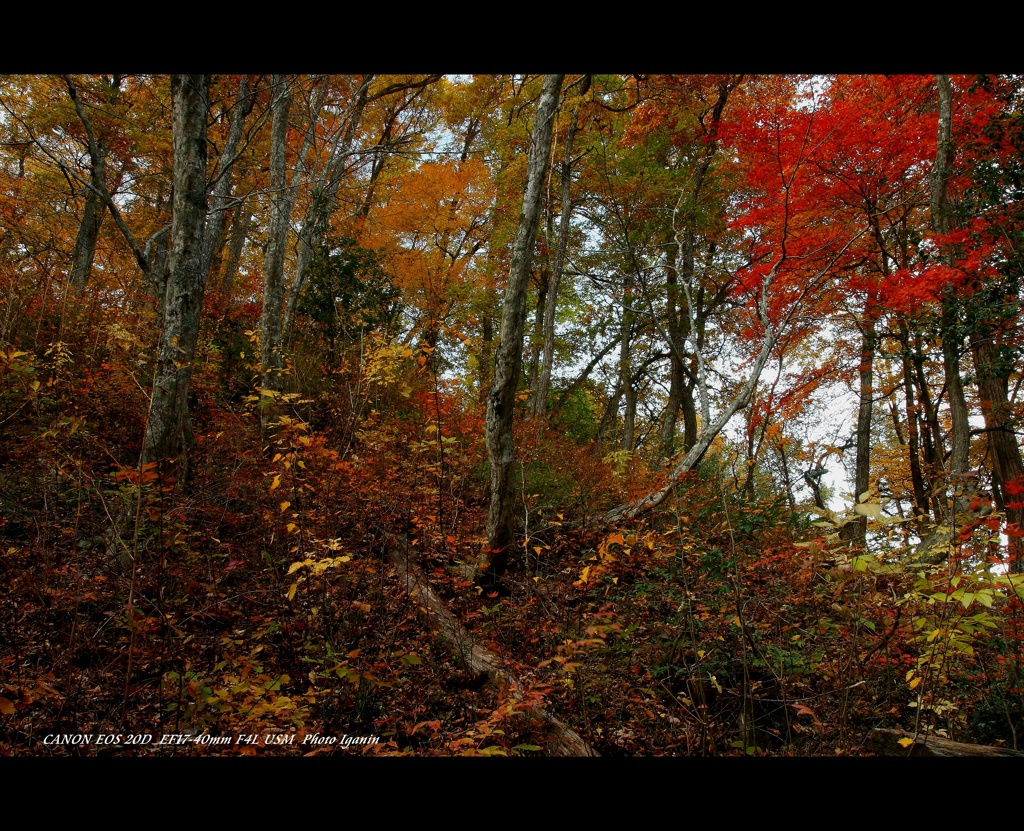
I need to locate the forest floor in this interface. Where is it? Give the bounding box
[1,389,1021,757]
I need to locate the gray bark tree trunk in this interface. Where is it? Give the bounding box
[282,76,372,342]
[259,75,293,427]
[898,321,931,521]
[618,274,636,453]
[201,74,256,284]
[68,75,121,292]
[931,74,971,514]
[528,267,549,398]
[219,201,251,298]
[482,74,564,579]
[535,105,579,418]
[851,318,877,544]
[141,75,210,475]
[70,185,105,292]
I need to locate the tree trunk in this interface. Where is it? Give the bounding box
[659,236,683,462]
[141,75,210,475]
[659,348,685,461]
[535,106,579,419]
[868,727,1023,757]
[680,380,698,452]
[482,74,564,579]
[527,267,548,400]
[282,76,372,343]
[64,75,120,293]
[201,74,255,284]
[931,74,972,515]
[618,273,636,452]
[897,319,931,521]
[70,185,105,292]
[259,75,293,429]
[971,332,1024,570]
[219,201,251,298]
[911,331,948,521]
[851,317,877,544]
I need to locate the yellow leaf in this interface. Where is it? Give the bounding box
[909,676,922,690]
[270,474,282,491]
[854,501,882,518]
[287,583,298,601]
[897,737,915,748]
[287,561,305,574]
[279,501,291,513]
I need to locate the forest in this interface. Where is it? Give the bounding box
[0,73,1022,757]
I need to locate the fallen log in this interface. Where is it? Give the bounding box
[385,533,597,757]
[868,727,1023,757]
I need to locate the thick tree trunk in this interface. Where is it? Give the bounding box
[971,333,1024,570]
[141,75,210,474]
[482,74,564,579]
[70,185,105,292]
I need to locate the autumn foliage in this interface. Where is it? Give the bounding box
[1,74,1023,756]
